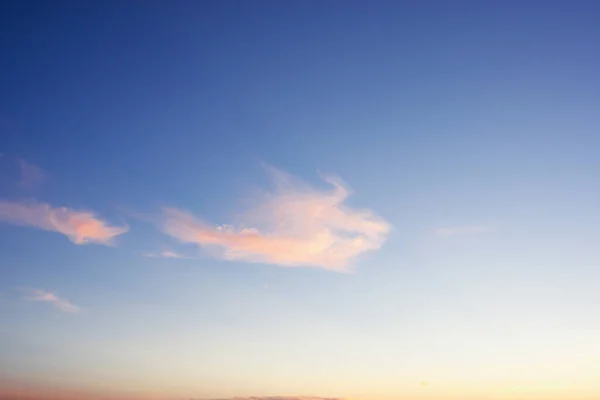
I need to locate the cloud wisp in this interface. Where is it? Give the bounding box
[23,288,82,314]
[0,201,127,245]
[434,225,490,237]
[18,159,46,189]
[142,250,190,259]
[162,167,390,271]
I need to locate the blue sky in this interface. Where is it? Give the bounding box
[1,1,600,399]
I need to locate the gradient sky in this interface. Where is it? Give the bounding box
[1,1,600,400]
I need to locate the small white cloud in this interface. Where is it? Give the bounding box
[434,225,490,237]
[23,288,82,314]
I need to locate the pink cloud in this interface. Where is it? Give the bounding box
[18,159,46,189]
[0,201,127,245]
[23,288,82,314]
[162,167,390,271]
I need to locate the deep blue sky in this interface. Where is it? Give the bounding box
[1,2,600,399]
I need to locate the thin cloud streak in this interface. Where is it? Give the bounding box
[143,250,190,259]
[434,225,490,236]
[23,288,82,314]
[162,167,390,271]
[0,201,127,245]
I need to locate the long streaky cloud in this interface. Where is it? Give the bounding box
[206,397,343,400]
[0,201,127,245]
[23,288,82,314]
[162,167,390,271]
[434,225,490,236]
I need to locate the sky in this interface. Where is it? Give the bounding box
[1,1,600,399]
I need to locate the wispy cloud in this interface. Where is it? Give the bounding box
[142,250,190,259]
[23,288,82,314]
[434,225,490,236]
[18,159,46,189]
[162,166,391,271]
[0,201,127,245]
